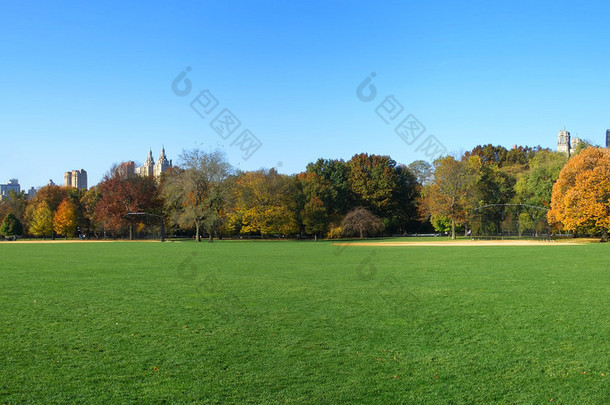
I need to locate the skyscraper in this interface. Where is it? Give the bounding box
[64,169,88,190]
[154,147,172,178]
[606,129,610,148]
[0,179,20,200]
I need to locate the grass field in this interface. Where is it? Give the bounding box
[0,239,608,404]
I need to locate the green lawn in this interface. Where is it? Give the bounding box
[0,240,608,404]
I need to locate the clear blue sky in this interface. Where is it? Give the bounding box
[1,0,610,190]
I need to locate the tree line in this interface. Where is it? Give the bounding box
[0,143,605,240]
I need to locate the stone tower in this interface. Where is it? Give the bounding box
[136,149,155,177]
[557,130,571,155]
[154,147,172,177]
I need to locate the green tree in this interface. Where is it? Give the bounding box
[81,187,102,237]
[0,213,23,238]
[347,153,418,232]
[305,158,351,218]
[407,160,433,186]
[515,150,567,207]
[162,149,232,242]
[301,195,327,241]
[420,156,480,239]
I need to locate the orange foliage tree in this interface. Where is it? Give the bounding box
[53,199,77,238]
[547,147,610,241]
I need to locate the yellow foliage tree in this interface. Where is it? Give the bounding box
[228,169,299,237]
[547,147,610,241]
[53,199,77,238]
[27,201,54,238]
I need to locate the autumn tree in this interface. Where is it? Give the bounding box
[53,199,77,238]
[227,169,299,237]
[0,213,23,238]
[547,147,610,241]
[24,185,70,239]
[420,155,480,239]
[0,190,28,226]
[28,202,54,238]
[30,185,69,213]
[96,165,162,238]
[341,207,384,238]
[162,149,232,242]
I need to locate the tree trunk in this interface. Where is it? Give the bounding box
[601,229,608,243]
[208,233,213,243]
[451,218,456,240]
[314,233,317,242]
[129,225,133,240]
[195,223,200,242]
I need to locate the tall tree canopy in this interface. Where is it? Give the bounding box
[95,165,162,237]
[548,147,610,241]
[347,153,418,232]
[54,199,78,238]
[227,169,299,237]
[420,155,481,239]
[163,148,233,242]
[0,213,23,238]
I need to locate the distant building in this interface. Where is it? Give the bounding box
[135,150,155,177]
[135,148,172,179]
[47,179,56,186]
[606,129,610,148]
[557,130,581,157]
[26,187,37,200]
[154,147,172,178]
[0,179,20,200]
[64,169,88,190]
[118,161,136,178]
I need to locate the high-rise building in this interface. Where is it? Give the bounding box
[64,169,88,190]
[154,147,172,178]
[135,149,155,177]
[135,148,172,179]
[26,187,37,200]
[119,161,136,178]
[606,129,610,148]
[557,130,580,157]
[0,179,20,200]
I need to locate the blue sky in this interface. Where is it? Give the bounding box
[1,0,610,190]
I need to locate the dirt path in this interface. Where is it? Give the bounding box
[332,240,589,247]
